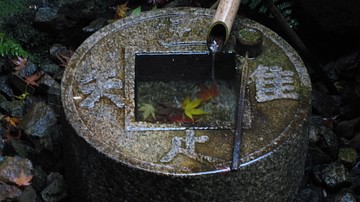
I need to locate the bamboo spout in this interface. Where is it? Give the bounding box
[207,0,241,52]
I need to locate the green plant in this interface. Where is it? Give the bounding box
[242,0,299,28]
[0,0,26,18]
[0,33,29,57]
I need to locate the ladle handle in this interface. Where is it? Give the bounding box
[207,0,241,44]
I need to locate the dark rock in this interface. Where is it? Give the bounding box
[352,176,360,195]
[31,166,47,192]
[18,186,43,202]
[56,0,83,6]
[19,102,57,138]
[317,163,352,190]
[312,165,324,185]
[334,51,360,80]
[34,6,59,24]
[33,3,94,48]
[335,118,360,139]
[0,94,25,117]
[40,74,61,91]
[339,81,360,119]
[0,156,33,185]
[10,140,36,160]
[353,160,360,176]
[340,102,360,121]
[47,124,63,157]
[312,90,341,115]
[47,94,62,117]
[0,183,22,201]
[39,125,62,153]
[41,64,62,76]
[18,62,39,78]
[41,172,68,202]
[37,149,63,173]
[318,126,340,159]
[82,17,107,32]
[44,77,62,116]
[52,69,64,82]
[0,76,14,98]
[49,44,68,60]
[309,125,321,143]
[308,144,333,165]
[350,132,360,150]
[334,190,358,202]
[294,187,321,202]
[338,147,358,168]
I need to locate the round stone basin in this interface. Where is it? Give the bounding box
[61,7,311,201]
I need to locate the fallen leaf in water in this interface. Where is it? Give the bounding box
[198,81,219,102]
[139,103,156,120]
[182,97,207,120]
[168,113,194,123]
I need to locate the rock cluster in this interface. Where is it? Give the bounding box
[295,51,360,202]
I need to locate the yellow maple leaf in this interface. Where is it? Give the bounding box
[13,171,33,186]
[182,97,208,120]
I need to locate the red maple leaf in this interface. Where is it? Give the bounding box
[24,71,44,86]
[197,81,219,102]
[168,114,195,123]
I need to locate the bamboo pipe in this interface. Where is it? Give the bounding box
[207,0,241,52]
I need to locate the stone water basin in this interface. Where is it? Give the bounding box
[61,7,311,201]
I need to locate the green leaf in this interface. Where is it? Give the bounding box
[139,103,156,120]
[131,6,142,16]
[151,5,157,11]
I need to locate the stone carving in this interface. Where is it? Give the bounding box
[169,17,192,38]
[78,69,124,108]
[250,64,299,102]
[160,130,210,163]
[158,17,205,48]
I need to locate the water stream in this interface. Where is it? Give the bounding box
[207,38,223,82]
[208,39,222,81]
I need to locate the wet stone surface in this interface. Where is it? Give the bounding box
[19,102,57,138]
[40,172,68,202]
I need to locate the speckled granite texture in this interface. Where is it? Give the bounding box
[61,7,311,201]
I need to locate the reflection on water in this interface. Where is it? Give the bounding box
[136,80,237,126]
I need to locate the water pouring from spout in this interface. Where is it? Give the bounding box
[207,0,241,53]
[207,0,241,82]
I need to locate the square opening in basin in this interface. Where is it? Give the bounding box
[135,52,238,127]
